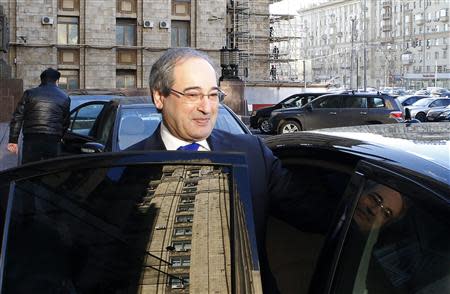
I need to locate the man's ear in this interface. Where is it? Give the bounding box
[152,90,164,110]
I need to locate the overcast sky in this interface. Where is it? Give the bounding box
[270,0,327,15]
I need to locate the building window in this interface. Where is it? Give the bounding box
[58,49,79,65]
[174,227,192,236]
[169,275,189,289]
[171,21,190,47]
[172,241,191,251]
[58,0,79,11]
[117,0,136,14]
[58,70,79,89]
[172,0,191,17]
[176,214,193,223]
[171,256,191,267]
[116,19,136,46]
[180,195,195,203]
[177,204,194,212]
[116,69,136,88]
[117,50,136,65]
[58,17,79,44]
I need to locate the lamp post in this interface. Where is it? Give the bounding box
[219,46,241,81]
[350,15,357,90]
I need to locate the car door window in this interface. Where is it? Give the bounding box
[118,108,161,150]
[214,107,248,135]
[0,154,261,293]
[69,103,106,136]
[368,97,386,108]
[312,96,341,108]
[333,179,450,294]
[342,97,368,108]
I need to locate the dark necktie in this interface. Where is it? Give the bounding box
[177,142,200,151]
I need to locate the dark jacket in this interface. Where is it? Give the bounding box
[9,83,71,143]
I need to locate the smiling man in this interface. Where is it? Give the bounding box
[128,48,327,293]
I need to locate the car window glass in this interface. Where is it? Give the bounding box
[342,97,368,108]
[368,97,386,108]
[1,162,260,293]
[69,104,105,136]
[118,107,161,150]
[214,107,247,135]
[283,96,299,107]
[334,180,450,294]
[313,96,341,108]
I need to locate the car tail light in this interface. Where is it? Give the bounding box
[389,111,403,119]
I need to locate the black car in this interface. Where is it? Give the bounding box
[249,92,326,133]
[0,123,448,293]
[394,95,429,108]
[426,104,450,122]
[63,96,251,154]
[269,92,403,134]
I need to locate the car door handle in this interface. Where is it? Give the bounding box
[329,112,337,115]
[360,111,367,115]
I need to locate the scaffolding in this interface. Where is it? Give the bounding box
[227,0,253,81]
[269,14,303,81]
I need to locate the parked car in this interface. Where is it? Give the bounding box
[426,104,450,122]
[0,123,448,293]
[395,95,429,108]
[268,91,403,134]
[63,96,251,154]
[249,92,326,133]
[405,97,450,122]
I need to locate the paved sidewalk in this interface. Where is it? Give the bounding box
[0,123,19,171]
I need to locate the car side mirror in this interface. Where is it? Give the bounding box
[305,104,313,111]
[81,142,105,153]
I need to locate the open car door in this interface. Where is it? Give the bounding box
[0,151,262,294]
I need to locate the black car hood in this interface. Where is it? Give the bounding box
[314,123,450,170]
[265,123,450,183]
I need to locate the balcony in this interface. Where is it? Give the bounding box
[382,24,392,31]
[382,13,392,20]
[382,0,392,7]
[415,14,425,25]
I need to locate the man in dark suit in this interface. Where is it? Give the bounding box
[128,48,323,292]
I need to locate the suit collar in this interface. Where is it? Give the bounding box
[207,129,234,152]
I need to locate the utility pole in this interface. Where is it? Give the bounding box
[350,16,356,90]
[363,0,367,91]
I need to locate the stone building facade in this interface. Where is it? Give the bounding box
[296,0,450,89]
[0,0,271,90]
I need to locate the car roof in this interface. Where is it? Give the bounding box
[264,123,450,185]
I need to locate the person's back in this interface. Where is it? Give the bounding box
[19,83,70,137]
[8,68,71,164]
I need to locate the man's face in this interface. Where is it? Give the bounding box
[153,57,219,142]
[353,184,404,232]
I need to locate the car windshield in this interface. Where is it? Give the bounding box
[118,105,247,150]
[411,98,435,106]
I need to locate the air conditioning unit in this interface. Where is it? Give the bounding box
[41,16,54,25]
[143,20,154,28]
[159,20,170,29]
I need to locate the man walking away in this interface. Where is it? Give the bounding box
[7,68,71,164]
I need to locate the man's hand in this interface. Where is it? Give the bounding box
[7,143,19,154]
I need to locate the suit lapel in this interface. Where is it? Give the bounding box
[207,129,234,152]
[144,124,166,150]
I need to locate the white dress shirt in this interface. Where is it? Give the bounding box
[160,123,210,151]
